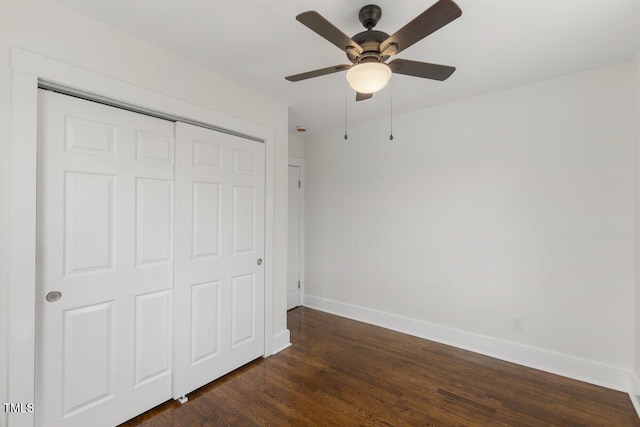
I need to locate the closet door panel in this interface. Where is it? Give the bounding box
[173,123,265,398]
[36,90,174,427]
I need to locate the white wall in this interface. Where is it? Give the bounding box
[0,1,288,424]
[289,132,305,159]
[305,62,636,377]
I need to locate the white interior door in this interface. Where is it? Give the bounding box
[287,165,301,310]
[173,122,265,398]
[36,90,175,426]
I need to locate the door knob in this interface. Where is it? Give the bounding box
[257,258,263,265]
[46,291,62,302]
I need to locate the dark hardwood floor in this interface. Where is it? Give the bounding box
[121,307,640,426]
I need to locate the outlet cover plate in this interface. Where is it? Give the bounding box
[511,315,523,332]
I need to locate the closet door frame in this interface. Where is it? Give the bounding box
[8,47,276,427]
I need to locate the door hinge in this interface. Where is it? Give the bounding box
[298,280,300,289]
[298,180,301,188]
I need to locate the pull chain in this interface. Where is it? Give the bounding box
[389,96,394,141]
[388,79,394,141]
[344,82,348,140]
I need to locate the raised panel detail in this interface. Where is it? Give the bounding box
[64,172,114,276]
[63,302,114,416]
[231,274,255,347]
[232,149,255,174]
[192,182,220,259]
[191,281,220,365]
[136,131,174,165]
[65,116,115,157]
[136,178,174,266]
[193,140,220,169]
[134,290,172,387]
[232,185,255,254]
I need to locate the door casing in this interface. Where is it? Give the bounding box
[8,47,277,427]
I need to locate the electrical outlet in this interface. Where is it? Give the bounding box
[511,316,523,332]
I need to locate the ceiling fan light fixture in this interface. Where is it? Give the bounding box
[346,62,392,94]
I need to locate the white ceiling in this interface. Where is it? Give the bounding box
[55,0,640,134]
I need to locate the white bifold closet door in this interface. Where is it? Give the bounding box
[172,122,265,399]
[36,90,175,427]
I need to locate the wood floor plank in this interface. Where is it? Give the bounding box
[121,307,640,426]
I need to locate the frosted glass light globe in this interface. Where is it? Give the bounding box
[346,62,392,94]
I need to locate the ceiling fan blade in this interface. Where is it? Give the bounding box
[285,64,351,82]
[356,92,373,102]
[297,11,364,55]
[380,0,462,55]
[389,59,455,81]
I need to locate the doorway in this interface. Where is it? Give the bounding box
[287,162,304,310]
[8,49,278,427]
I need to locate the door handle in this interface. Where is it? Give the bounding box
[257,258,263,266]
[46,291,62,302]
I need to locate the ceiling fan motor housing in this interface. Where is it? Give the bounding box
[348,5,390,64]
[347,30,390,64]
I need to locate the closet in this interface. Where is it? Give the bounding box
[35,90,265,426]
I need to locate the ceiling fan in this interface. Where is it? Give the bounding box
[285,0,462,101]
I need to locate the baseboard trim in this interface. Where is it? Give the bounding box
[630,375,640,418]
[304,294,631,393]
[271,329,291,355]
